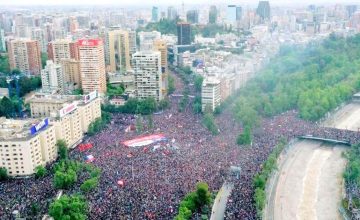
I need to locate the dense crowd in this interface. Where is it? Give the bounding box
[1,73,359,220]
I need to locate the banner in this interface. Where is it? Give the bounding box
[122,134,167,148]
[30,118,49,135]
[78,143,93,152]
[83,91,98,104]
[59,103,77,118]
[85,155,95,163]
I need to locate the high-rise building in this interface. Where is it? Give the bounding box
[132,51,163,101]
[41,60,66,93]
[347,5,358,18]
[177,22,191,45]
[7,39,42,75]
[257,1,271,21]
[31,28,46,52]
[186,10,199,24]
[236,6,242,21]
[61,59,81,90]
[153,39,168,95]
[78,39,106,94]
[167,6,178,20]
[0,117,57,177]
[209,5,217,24]
[201,77,221,112]
[138,31,161,51]
[0,29,5,52]
[69,16,79,34]
[107,30,131,73]
[47,39,79,64]
[128,30,137,59]
[227,5,237,23]
[152,6,159,22]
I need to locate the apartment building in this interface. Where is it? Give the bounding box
[78,39,106,94]
[201,77,221,112]
[132,51,163,101]
[0,117,57,177]
[7,38,42,75]
[29,92,101,147]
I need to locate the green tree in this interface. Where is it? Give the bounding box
[147,114,154,129]
[35,165,47,178]
[56,140,68,160]
[0,167,8,181]
[236,126,252,145]
[136,115,143,133]
[194,74,204,93]
[202,113,219,135]
[168,75,176,94]
[49,195,88,220]
[80,177,99,192]
[0,96,15,117]
[54,169,77,189]
[195,182,212,207]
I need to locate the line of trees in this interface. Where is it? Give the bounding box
[343,143,360,215]
[253,139,286,218]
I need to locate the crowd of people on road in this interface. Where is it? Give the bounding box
[1,73,360,220]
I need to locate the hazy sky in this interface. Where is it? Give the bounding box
[1,0,359,6]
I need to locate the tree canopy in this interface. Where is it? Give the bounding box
[233,34,360,125]
[49,195,88,220]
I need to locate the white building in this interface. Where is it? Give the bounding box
[132,51,163,101]
[41,60,66,94]
[0,117,57,177]
[138,31,161,51]
[201,77,221,112]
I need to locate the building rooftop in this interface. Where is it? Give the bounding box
[0,117,51,141]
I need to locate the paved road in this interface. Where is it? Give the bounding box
[210,182,234,220]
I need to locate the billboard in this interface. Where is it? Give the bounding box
[30,118,49,135]
[83,91,98,104]
[78,39,102,47]
[59,103,77,118]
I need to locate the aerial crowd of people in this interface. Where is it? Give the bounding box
[1,74,360,220]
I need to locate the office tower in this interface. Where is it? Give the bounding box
[236,6,242,21]
[168,6,178,20]
[153,39,168,95]
[61,59,81,89]
[227,5,237,23]
[138,31,161,51]
[7,39,42,75]
[132,51,163,101]
[0,29,5,52]
[347,5,358,18]
[0,117,57,177]
[69,16,79,34]
[152,6,159,22]
[186,10,199,24]
[31,28,46,52]
[257,1,271,21]
[209,5,217,24]
[201,77,221,112]
[78,39,106,94]
[177,22,191,45]
[107,30,131,73]
[41,60,66,93]
[128,30,137,59]
[47,39,79,64]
